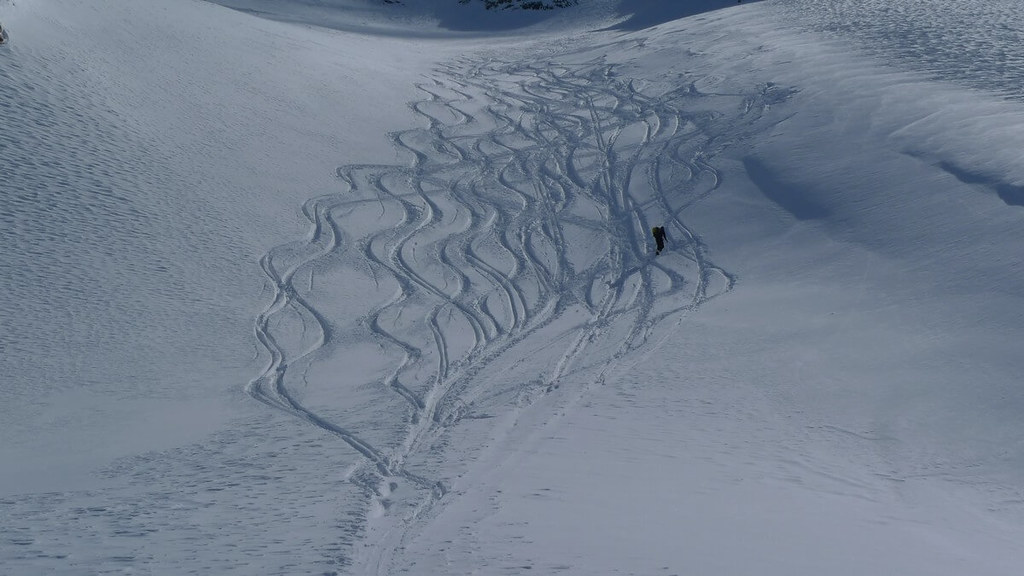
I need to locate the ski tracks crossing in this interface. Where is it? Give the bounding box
[245,52,789,570]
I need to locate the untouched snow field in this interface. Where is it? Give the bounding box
[3,0,1024,574]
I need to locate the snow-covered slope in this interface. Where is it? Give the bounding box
[3,0,1024,574]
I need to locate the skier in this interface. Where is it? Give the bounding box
[652,226,666,255]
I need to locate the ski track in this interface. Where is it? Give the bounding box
[245,52,793,571]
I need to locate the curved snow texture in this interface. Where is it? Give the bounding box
[4,0,1024,574]
[781,0,1024,101]
[247,55,741,568]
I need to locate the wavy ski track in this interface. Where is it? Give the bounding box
[247,54,791,571]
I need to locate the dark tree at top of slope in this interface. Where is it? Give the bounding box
[458,0,577,9]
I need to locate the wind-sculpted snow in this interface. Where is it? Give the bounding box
[9,0,1024,572]
[777,0,1024,101]
[244,52,797,570]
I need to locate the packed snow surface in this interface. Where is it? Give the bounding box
[2,0,1024,574]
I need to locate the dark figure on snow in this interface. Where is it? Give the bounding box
[652,226,666,255]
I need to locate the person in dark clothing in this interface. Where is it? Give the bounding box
[652,226,666,255]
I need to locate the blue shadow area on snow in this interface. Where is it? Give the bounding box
[210,0,578,35]
[743,156,830,220]
[432,0,767,33]
[607,0,761,31]
[938,161,1024,208]
[209,0,766,35]
[433,6,564,33]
